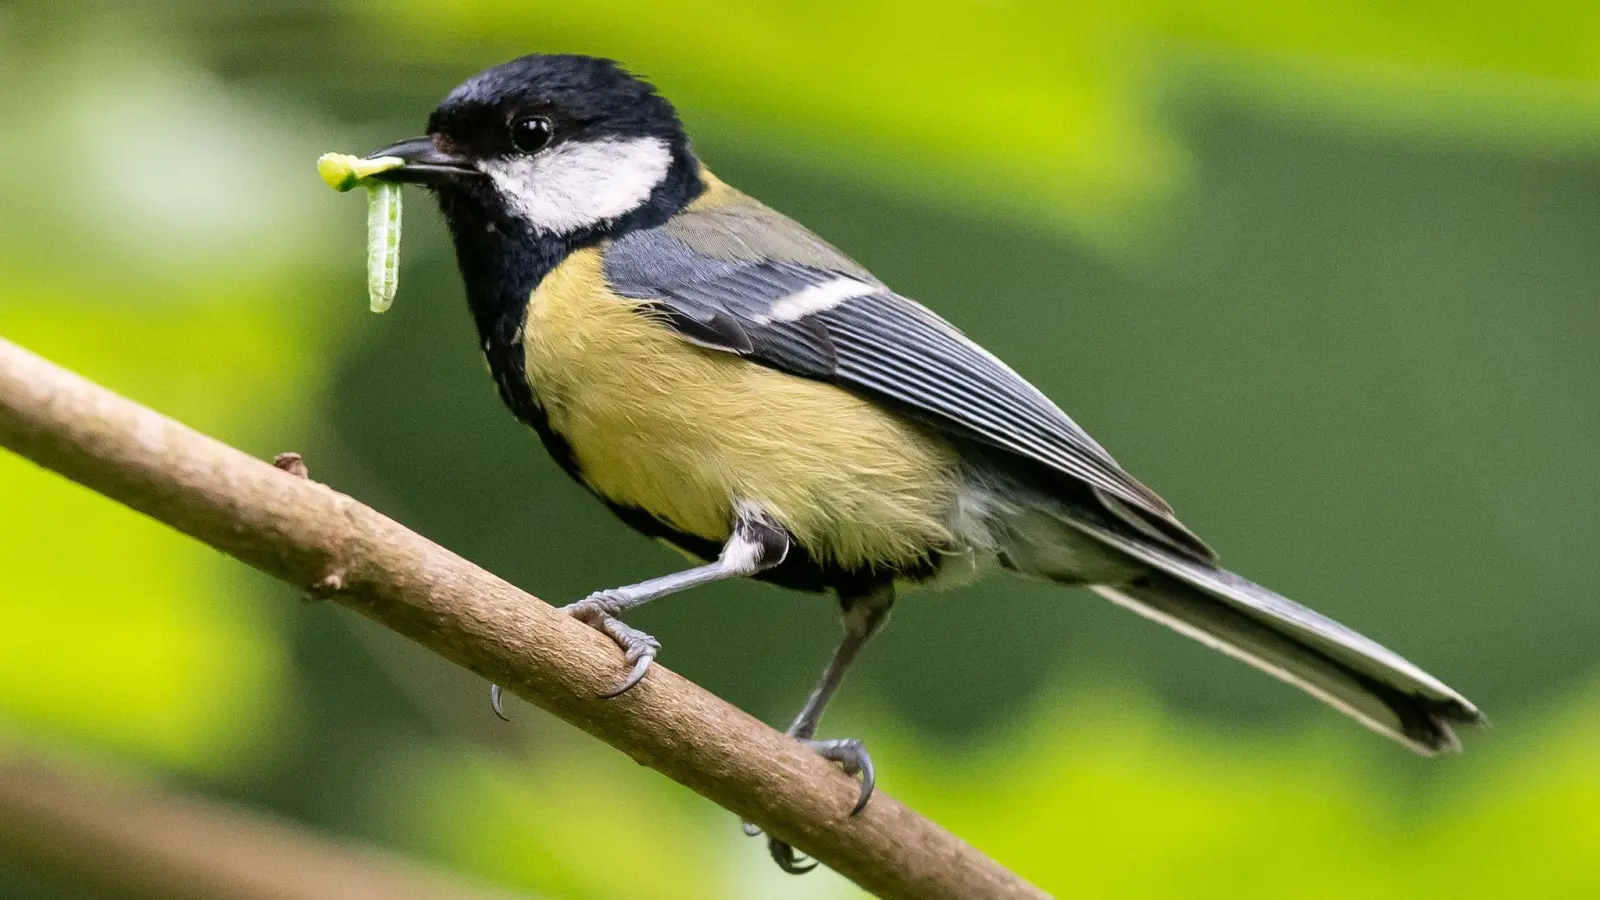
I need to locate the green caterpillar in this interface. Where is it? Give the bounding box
[318,153,404,314]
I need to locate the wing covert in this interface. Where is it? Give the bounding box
[603,186,1213,561]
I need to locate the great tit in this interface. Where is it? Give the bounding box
[367,54,1482,871]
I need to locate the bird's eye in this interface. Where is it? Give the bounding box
[509,115,554,153]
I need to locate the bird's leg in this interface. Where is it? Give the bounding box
[755,586,894,875]
[787,589,893,741]
[491,505,789,716]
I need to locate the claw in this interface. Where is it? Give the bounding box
[803,738,875,816]
[851,770,874,816]
[490,683,510,721]
[598,616,659,697]
[598,650,654,698]
[744,820,817,875]
[769,839,818,875]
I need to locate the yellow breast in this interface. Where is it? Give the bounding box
[520,246,961,571]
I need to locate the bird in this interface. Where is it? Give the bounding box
[364,53,1483,872]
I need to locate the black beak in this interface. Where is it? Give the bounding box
[365,137,480,185]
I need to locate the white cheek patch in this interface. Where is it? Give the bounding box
[481,136,673,235]
[758,277,880,323]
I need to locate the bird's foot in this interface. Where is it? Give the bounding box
[803,738,876,816]
[487,590,661,718]
[562,590,661,698]
[743,736,876,875]
[766,834,819,875]
[741,819,818,874]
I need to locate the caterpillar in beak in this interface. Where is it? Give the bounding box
[317,152,404,314]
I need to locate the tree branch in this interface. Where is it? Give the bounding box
[0,336,1046,900]
[0,749,535,900]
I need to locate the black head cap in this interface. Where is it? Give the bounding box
[428,54,687,156]
[372,54,702,244]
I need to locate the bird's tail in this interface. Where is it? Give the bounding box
[1003,506,1484,753]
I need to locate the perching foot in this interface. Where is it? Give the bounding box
[563,591,661,697]
[747,736,877,875]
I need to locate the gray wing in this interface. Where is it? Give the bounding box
[605,190,1212,561]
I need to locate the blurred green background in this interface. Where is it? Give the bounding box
[2,1,1598,897]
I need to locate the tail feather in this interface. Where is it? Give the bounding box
[1091,578,1471,754]
[1029,512,1483,754]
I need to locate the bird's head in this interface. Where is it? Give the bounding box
[370,54,701,245]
